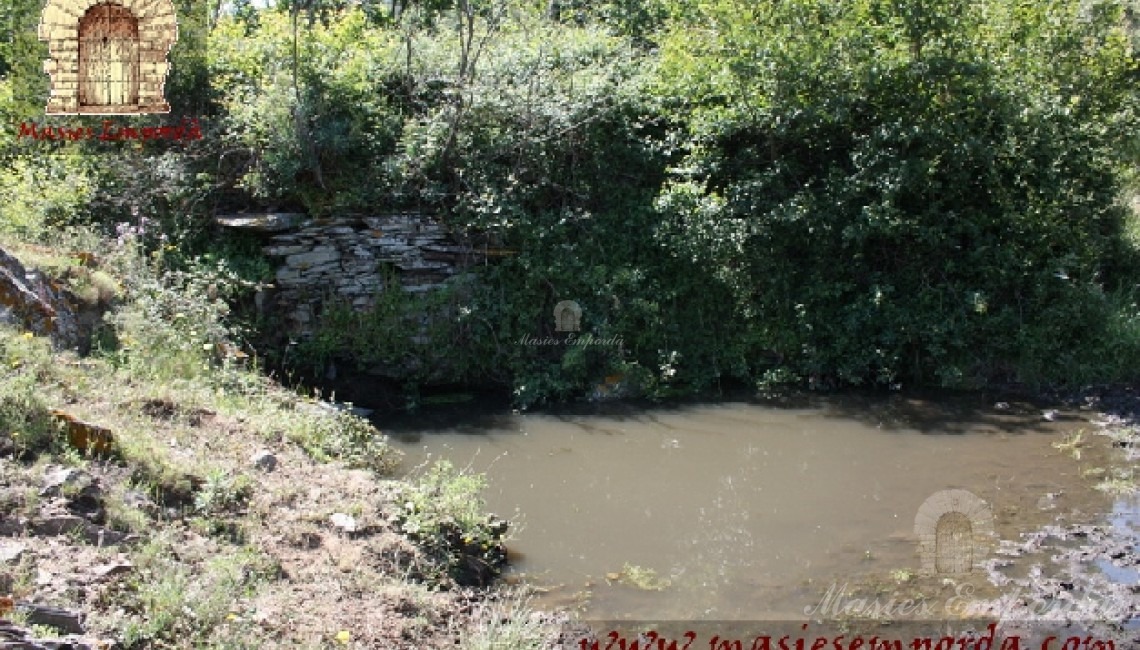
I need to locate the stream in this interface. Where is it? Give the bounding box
[381,392,1123,629]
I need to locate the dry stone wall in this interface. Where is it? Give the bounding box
[218,213,486,338]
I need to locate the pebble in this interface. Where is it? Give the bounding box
[0,541,25,564]
[250,449,278,472]
[329,512,357,533]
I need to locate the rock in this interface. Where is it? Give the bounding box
[14,601,86,634]
[41,467,101,503]
[92,562,132,580]
[40,466,85,497]
[275,267,303,284]
[215,213,305,233]
[0,541,25,564]
[32,515,89,537]
[41,467,103,522]
[265,244,308,257]
[329,513,357,534]
[0,518,26,537]
[250,449,277,472]
[121,490,158,516]
[35,568,53,587]
[1043,409,1060,422]
[0,246,83,351]
[31,516,136,546]
[285,248,340,269]
[257,213,486,339]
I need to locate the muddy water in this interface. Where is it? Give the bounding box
[385,394,1115,621]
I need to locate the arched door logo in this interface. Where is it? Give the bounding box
[554,300,582,332]
[914,489,995,575]
[40,0,178,115]
[79,3,138,108]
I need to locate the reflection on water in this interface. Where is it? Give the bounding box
[1098,496,1140,585]
[385,394,1110,620]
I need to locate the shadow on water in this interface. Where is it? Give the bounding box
[377,386,1075,441]
[813,388,1077,435]
[376,391,743,441]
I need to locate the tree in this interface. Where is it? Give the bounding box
[0,0,49,140]
[654,0,1140,386]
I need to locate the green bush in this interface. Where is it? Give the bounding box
[394,460,508,586]
[103,254,252,381]
[287,408,402,474]
[652,0,1140,389]
[0,155,100,240]
[0,328,60,458]
[6,0,1131,406]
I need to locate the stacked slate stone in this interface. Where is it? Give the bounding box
[221,214,481,337]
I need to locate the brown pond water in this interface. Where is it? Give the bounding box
[386,393,1116,622]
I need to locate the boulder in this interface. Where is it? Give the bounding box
[0,247,82,350]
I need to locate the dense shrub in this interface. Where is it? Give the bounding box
[4,0,1140,404]
[653,0,1140,388]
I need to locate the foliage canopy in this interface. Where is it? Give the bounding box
[2,0,1140,403]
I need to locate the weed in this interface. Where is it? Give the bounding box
[104,493,151,533]
[194,468,252,515]
[1095,467,1139,495]
[1053,430,1087,460]
[890,568,915,583]
[111,537,275,649]
[28,624,63,639]
[287,408,401,474]
[611,563,671,591]
[459,589,557,650]
[394,460,509,586]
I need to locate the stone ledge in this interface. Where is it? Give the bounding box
[216,213,306,233]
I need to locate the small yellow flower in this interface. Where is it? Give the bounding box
[226,613,238,622]
[21,332,33,339]
[335,630,351,644]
